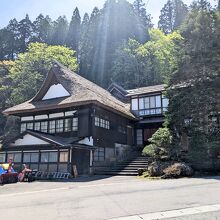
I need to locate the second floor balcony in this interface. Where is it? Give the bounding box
[131,94,169,118]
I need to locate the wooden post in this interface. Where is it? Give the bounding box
[72,165,78,178]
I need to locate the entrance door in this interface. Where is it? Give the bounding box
[143,128,158,145]
[72,149,90,175]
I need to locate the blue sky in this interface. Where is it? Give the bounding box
[0,0,217,28]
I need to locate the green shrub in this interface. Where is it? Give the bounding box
[142,128,173,160]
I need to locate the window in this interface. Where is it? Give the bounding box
[34,122,41,131]
[162,96,169,112]
[23,152,39,163]
[136,129,143,145]
[150,96,156,108]
[49,120,56,133]
[56,119,64,133]
[49,152,58,162]
[59,151,68,162]
[26,123,33,130]
[41,121,48,133]
[139,98,144,110]
[94,147,105,161]
[95,117,99,126]
[7,153,22,163]
[118,125,126,134]
[41,152,58,163]
[0,153,6,163]
[137,95,163,116]
[72,118,78,131]
[64,118,72,132]
[131,98,138,111]
[95,116,110,129]
[156,96,161,108]
[20,123,26,133]
[144,97,150,109]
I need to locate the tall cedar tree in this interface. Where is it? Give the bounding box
[79,0,151,87]
[66,7,81,53]
[17,14,34,53]
[166,0,220,153]
[33,14,52,43]
[158,0,188,34]
[50,16,68,45]
[79,13,90,78]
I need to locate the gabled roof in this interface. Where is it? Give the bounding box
[108,82,129,96]
[3,61,135,119]
[9,130,97,150]
[126,84,166,96]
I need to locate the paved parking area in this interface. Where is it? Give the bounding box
[1,175,220,220]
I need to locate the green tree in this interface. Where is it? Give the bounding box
[112,29,183,89]
[0,61,14,135]
[17,14,34,53]
[158,0,188,34]
[50,16,68,45]
[142,128,173,160]
[79,13,90,77]
[9,43,78,105]
[0,29,15,60]
[166,0,220,160]
[33,14,52,43]
[5,19,20,59]
[66,7,81,52]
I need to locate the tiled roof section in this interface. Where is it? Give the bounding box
[3,61,135,119]
[10,130,97,150]
[108,82,129,95]
[126,84,166,96]
[27,130,80,147]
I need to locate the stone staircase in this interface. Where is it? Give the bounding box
[94,155,150,176]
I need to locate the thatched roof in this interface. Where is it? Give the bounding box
[3,61,135,119]
[126,84,165,96]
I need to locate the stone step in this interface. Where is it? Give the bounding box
[94,155,150,176]
[94,171,137,176]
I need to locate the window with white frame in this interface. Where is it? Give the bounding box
[72,118,78,131]
[26,122,33,130]
[94,116,110,129]
[64,118,72,132]
[94,147,105,161]
[162,95,169,112]
[41,152,58,163]
[118,125,126,134]
[136,129,143,145]
[8,153,22,163]
[34,122,41,131]
[0,153,6,163]
[20,123,26,133]
[23,152,39,163]
[59,151,68,162]
[56,119,64,133]
[40,121,48,133]
[49,120,56,133]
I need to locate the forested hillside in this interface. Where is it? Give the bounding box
[0,0,219,141]
[0,0,190,87]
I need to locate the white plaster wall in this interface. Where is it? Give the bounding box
[42,83,70,100]
[21,116,34,121]
[49,112,64,118]
[11,134,49,146]
[35,115,48,120]
[78,136,94,146]
[65,111,77,116]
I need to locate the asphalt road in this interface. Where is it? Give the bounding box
[0,175,220,220]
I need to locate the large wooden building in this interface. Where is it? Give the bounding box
[1,62,168,175]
